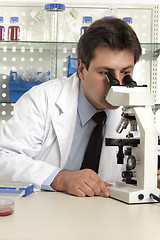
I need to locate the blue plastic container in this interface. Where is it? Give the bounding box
[9,71,42,102]
[67,55,77,77]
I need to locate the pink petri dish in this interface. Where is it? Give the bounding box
[0,199,14,216]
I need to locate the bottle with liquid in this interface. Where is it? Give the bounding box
[44,3,65,42]
[80,16,92,36]
[8,17,20,41]
[0,16,5,41]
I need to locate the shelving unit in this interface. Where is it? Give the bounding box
[0,41,77,103]
[0,3,159,128]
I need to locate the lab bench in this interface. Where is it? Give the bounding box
[0,191,160,240]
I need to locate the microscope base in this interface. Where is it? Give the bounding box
[108,181,160,204]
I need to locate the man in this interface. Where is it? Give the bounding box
[0,17,142,197]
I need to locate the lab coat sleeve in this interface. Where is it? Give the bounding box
[0,86,59,189]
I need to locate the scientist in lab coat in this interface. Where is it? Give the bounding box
[0,17,142,197]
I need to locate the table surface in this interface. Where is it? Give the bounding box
[0,191,160,240]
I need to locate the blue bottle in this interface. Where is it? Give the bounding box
[80,16,92,36]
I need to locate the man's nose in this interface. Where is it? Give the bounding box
[114,73,123,85]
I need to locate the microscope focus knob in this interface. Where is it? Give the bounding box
[127,155,136,170]
[138,194,144,200]
[122,171,136,179]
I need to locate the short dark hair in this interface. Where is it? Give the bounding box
[77,17,142,70]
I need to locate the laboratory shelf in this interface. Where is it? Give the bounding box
[0,41,160,53]
[0,3,159,129]
[0,41,159,106]
[0,41,77,51]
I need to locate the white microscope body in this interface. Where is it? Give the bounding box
[105,80,160,204]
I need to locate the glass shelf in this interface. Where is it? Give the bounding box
[0,41,77,52]
[0,41,159,105]
[0,41,160,54]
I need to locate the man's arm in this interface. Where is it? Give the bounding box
[0,87,57,189]
[50,169,110,197]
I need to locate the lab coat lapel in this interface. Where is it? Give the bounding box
[53,109,77,168]
[52,75,79,168]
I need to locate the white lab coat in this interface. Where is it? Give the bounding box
[0,74,129,189]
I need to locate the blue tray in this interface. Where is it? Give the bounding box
[9,71,42,102]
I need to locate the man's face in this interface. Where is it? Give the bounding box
[78,46,135,110]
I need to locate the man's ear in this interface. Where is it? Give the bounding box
[77,59,85,81]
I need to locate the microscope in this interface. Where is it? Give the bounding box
[105,73,160,204]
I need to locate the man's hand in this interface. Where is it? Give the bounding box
[50,169,110,197]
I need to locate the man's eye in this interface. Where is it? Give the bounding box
[123,71,130,75]
[100,72,108,75]
[100,71,114,76]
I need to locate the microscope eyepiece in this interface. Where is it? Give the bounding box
[105,72,120,87]
[123,75,137,87]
